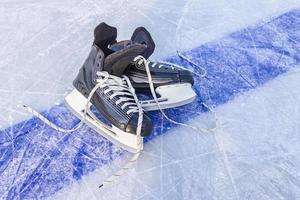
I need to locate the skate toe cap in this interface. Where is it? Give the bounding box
[179,70,194,85]
[141,114,153,136]
[126,113,153,137]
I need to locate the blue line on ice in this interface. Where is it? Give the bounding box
[0,9,299,199]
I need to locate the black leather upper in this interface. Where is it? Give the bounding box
[73,46,152,136]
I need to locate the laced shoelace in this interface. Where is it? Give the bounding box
[134,55,218,134]
[24,71,144,188]
[96,55,216,188]
[176,51,207,77]
[97,55,217,188]
[98,71,139,115]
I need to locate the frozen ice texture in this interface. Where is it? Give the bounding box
[52,68,300,200]
[0,0,300,199]
[0,0,299,128]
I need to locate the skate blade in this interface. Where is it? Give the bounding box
[65,89,142,153]
[140,83,196,111]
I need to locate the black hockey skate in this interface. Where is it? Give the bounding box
[66,23,153,152]
[94,22,196,111]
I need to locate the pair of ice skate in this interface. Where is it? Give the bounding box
[25,22,196,154]
[24,22,218,188]
[65,22,197,153]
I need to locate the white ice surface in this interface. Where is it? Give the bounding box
[1,0,300,199]
[50,67,300,200]
[0,0,299,128]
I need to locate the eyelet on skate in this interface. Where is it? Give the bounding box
[119,123,126,129]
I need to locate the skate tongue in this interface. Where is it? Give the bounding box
[131,27,155,59]
[94,22,117,56]
[104,43,146,77]
[109,27,155,59]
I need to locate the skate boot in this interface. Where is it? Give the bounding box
[66,23,153,153]
[94,23,196,111]
[108,27,194,90]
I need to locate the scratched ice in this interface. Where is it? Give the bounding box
[0,0,300,200]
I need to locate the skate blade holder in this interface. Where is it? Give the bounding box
[65,89,142,153]
[140,83,196,111]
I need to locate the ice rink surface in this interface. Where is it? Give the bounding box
[0,0,300,199]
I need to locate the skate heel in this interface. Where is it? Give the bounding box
[65,89,92,112]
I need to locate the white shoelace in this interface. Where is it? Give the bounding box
[100,56,217,188]
[176,51,207,78]
[134,55,217,134]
